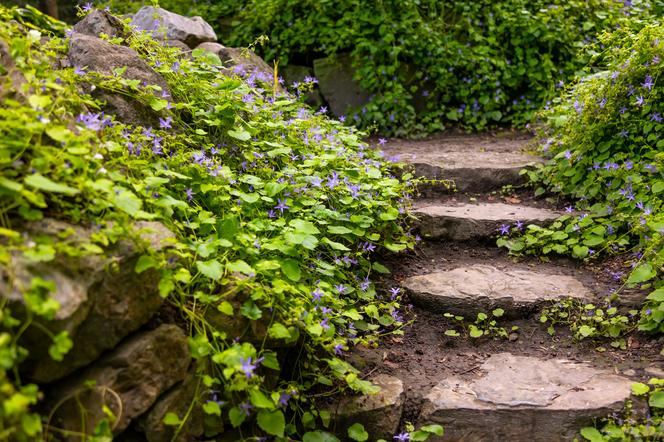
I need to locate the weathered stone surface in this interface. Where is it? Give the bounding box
[414,202,561,240]
[404,265,592,316]
[380,134,539,193]
[313,53,370,117]
[68,33,170,126]
[136,369,205,442]
[0,219,176,383]
[196,42,281,91]
[73,9,126,38]
[47,324,190,437]
[132,6,216,48]
[419,353,633,442]
[0,38,26,100]
[330,374,404,440]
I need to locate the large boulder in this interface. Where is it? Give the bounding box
[135,369,207,442]
[46,324,190,437]
[313,53,370,118]
[0,219,176,383]
[131,7,216,49]
[73,9,127,39]
[68,32,170,126]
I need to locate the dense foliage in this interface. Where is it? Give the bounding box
[0,6,436,440]
[108,0,663,136]
[499,23,663,334]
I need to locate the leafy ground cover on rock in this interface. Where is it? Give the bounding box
[0,5,438,440]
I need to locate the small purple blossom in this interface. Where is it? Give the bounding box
[498,224,510,235]
[274,198,290,214]
[159,116,172,129]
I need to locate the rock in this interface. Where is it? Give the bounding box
[0,39,26,100]
[195,42,281,91]
[330,374,404,440]
[280,64,325,108]
[73,9,126,38]
[379,134,539,193]
[313,53,370,118]
[131,7,216,48]
[404,265,592,316]
[136,369,206,442]
[419,353,633,442]
[68,33,170,126]
[645,365,664,378]
[47,324,190,437]
[413,202,561,241]
[0,219,176,383]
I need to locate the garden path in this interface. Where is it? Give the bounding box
[340,133,664,441]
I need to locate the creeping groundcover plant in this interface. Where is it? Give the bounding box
[500,24,664,335]
[0,6,444,441]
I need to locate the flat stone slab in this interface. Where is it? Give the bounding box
[419,353,633,441]
[404,265,592,316]
[380,134,540,192]
[414,202,561,241]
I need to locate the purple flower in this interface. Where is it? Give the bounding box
[564,150,572,160]
[74,66,86,76]
[389,287,401,299]
[185,188,195,201]
[334,344,344,355]
[515,220,524,230]
[565,206,574,213]
[394,433,410,441]
[311,288,324,302]
[278,393,291,407]
[642,75,654,90]
[81,2,93,12]
[635,96,645,106]
[650,112,662,122]
[239,402,253,416]
[378,138,387,145]
[498,224,510,235]
[274,198,290,214]
[239,356,264,379]
[334,284,346,294]
[360,278,371,292]
[327,171,339,189]
[320,318,330,330]
[159,116,172,129]
[620,129,629,138]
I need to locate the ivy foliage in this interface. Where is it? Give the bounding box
[108,0,663,136]
[498,23,664,334]
[0,5,423,440]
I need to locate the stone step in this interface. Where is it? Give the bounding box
[403,264,592,317]
[414,201,561,241]
[418,353,634,442]
[381,134,540,193]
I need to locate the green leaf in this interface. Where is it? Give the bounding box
[469,325,483,338]
[630,382,650,396]
[649,391,664,408]
[492,308,505,317]
[627,263,655,284]
[229,406,246,427]
[652,181,664,193]
[347,423,369,441]
[328,225,353,235]
[290,219,320,234]
[228,128,251,141]
[202,401,222,416]
[280,259,301,281]
[112,190,142,216]
[421,424,444,436]
[149,97,168,111]
[580,427,605,442]
[249,389,274,408]
[372,262,390,274]
[322,237,349,251]
[196,260,223,280]
[268,323,292,339]
[303,431,340,442]
[257,409,285,437]
[162,412,181,426]
[25,174,79,195]
[226,260,254,275]
[135,255,157,273]
[48,331,72,361]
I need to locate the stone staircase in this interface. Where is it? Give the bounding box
[339,133,642,442]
